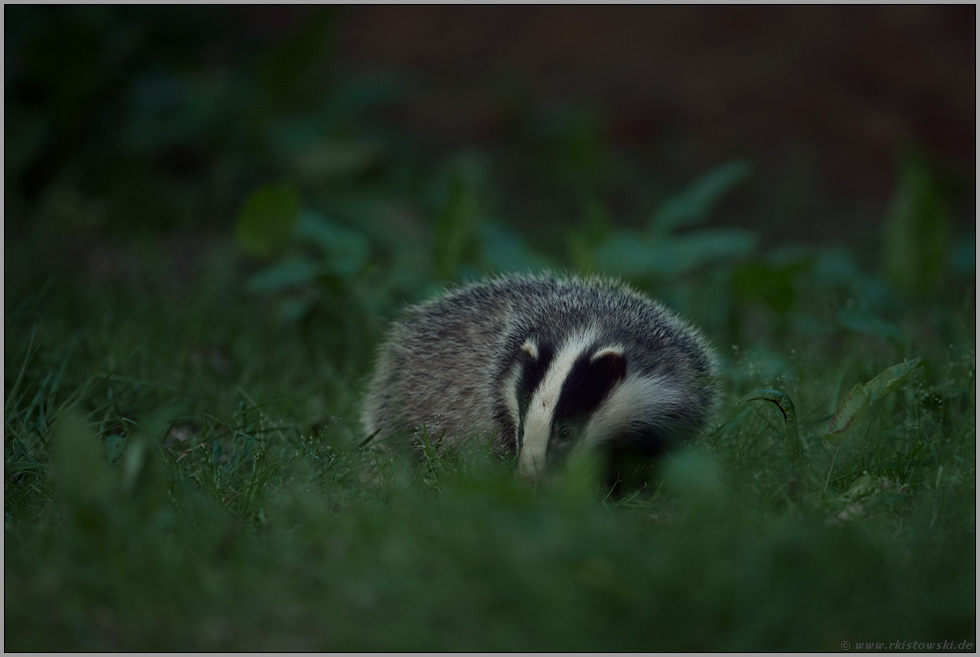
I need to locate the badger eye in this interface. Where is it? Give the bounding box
[557,427,572,441]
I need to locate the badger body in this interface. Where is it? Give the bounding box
[361,273,719,487]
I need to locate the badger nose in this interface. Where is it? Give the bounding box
[517,463,540,485]
[518,450,543,484]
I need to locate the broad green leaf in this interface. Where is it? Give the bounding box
[278,297,314,323]
[827,382,869,438]
[654,229,758,269]
[844,473,875,499]
[567,231,594,274]
[270,119,378,179]
[479,222,553,274]
[881,151,948,297]
[288,140,377,180]
[812,247,863,287]
[651,160,754,235]
[246,256,319,292]
[579,195,615,244]
[294,210,370,276]
[120,409,177,517]
[566,195,614,273]
[591,231,659,275]
[594,228,756,277]
[542,107,606,183]
[826,358,921,437]
[866,358,921,405]
[434,163,482,280]
[235,183,301,258]
[51,409,111,505]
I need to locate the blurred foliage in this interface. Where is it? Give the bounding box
[4,6,976,652]
[651,159,754,236]
[433,155,484,280]
[234,182,301,258]
[882,149,950,299]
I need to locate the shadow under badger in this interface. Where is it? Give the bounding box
[361,273,719,493]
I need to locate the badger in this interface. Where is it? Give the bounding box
[361,272,719,492]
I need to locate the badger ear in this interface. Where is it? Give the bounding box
[592,346,624,361]
[590,347,627,387]
[521,338,539,360]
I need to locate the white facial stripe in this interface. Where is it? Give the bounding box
[518,329,596,479]
[580,373,686,451]
[502,361,523,429]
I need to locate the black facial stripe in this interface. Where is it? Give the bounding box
[514,339,555,449]
[552,349,627,427]
[546,423,582,470]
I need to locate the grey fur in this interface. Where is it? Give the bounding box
[361,272,719,471]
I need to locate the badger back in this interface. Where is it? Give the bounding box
[360,276,537,448]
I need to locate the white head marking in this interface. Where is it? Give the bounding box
[518,329,597,481]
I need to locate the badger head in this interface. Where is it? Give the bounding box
[508,331,687,483]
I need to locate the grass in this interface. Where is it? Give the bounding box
[4,239,975,651]
[4,7,974,649]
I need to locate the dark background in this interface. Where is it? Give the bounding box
[328,5,975,242]
[6,5,975,250]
